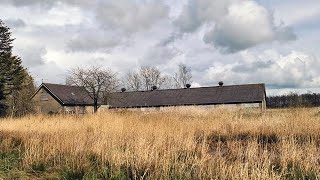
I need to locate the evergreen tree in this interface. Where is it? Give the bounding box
[0,20,13,55]
[0,77,5,116]
[0,20,12,115]
[0,19,35,116]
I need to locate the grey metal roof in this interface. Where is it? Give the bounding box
[107,83,266,108]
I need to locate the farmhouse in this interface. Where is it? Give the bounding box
[32,82,267,114]
[32,83,95,114]
[107,83,267,111]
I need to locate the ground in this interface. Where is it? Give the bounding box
[0,108,320,179]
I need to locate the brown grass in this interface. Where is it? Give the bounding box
[1,107,320,179]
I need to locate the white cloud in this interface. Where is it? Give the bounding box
[266,0,320,26]
[205,50,320,89]
[176,0,296,53]
[28,61,66,85]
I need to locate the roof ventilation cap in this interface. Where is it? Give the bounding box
[151,86,157,91]
[186,84,191,88]
[218,81,224,87]
[121,88,126,92]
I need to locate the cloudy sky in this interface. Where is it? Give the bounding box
[1,0,320,95]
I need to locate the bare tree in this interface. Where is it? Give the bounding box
[173,64,192,88]
[68,66,118,113]
[126,71,141,91]
[125,66,175,91]
[65,76,73,86]
[159,75,175,89]
[139,66,167,90]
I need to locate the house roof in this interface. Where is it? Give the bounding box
[34,83,94,106]
[106,83,266,108]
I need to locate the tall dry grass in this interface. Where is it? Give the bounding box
[1,107,320,179]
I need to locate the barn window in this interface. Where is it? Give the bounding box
[40,89,48,101]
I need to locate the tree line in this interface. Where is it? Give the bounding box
[267,93,320,108]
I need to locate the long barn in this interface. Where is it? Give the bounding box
[32,83,267,114]
[107,83,267,111]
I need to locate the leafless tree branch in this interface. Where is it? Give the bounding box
[67,66,118,113]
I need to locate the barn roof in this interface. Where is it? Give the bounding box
[34,83,94,106]
[107,83,266,108]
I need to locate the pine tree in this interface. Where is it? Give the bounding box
[0,19,35,116]
[0,20,12,115]
[0,77,5,116]
[0,20,13,55]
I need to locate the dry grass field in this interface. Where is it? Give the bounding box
[1,108,320,179]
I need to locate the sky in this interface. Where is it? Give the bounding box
[1,0,320,95]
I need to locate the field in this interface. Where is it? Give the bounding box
[1,108,320,179]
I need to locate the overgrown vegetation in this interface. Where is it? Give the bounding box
[1,108,320,179]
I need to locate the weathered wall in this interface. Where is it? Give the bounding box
[33,87,96,114]
[63,106,94,114]
[97,105,109,113]
[261,94,267,111]
[110,103,263,112]
[85,106,94,114]
[33,87,63,114]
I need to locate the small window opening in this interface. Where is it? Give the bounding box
[40,89,48,101]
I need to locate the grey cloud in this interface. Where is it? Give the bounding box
[174,2,202,33]
[17,46,47,67]
[0,0,92,8]
[175,0,296,53]
[4,18,26,28]
[139,46,181,66]
[95,0,169,34]
[174,0,233,33]
[274,26,297,42]
[232,61,273,73]
[67,29,122,52]
[0,0,56,8]
[158,32,183,46]
[204,23,296,53]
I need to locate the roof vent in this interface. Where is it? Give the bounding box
[186,84,191,88]
[218,81,224,87]
[151,86,157,91]
[121,88,126,92]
